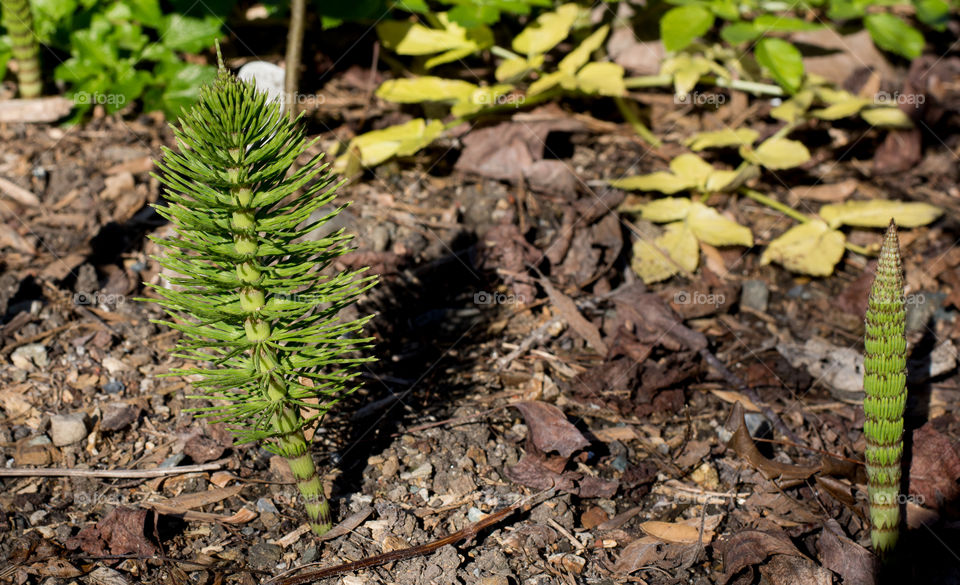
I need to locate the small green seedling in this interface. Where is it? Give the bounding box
[863,220,907,554]
[145,56,376,535]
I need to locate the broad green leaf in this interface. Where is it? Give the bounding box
[864,13,925,59]
[611,171,697,194]
[755,37,803,93]
[660,5,715,52]
[753,15,823,31]
[685,128,759,151]
[158,14,222,53]
[859,106,913,128]
[760,220,846,276]
[559,25,609,75]
[512,3,580,55]
[495,55,543,81]
[641,197,692,222]
[740,137,811,170]
[376,76,477,103]
[771,89,814,123]
[337,118,445,169]
[576,62,625,96]
[670,153,715,185]
[631,222,699,283]
[687,202,753,247]
[709,0,739,21]
[819,200,943,229]
[720,22,761,44]
[916,0,950,31]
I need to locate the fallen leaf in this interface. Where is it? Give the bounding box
[511,401,589,459]
[725,402,821,480]
[818,199,943,229]
[65,507,158,557]
[718,530,805,584]
[818,519,877,585]
[760,220,846,277]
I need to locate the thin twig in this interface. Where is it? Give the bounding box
[0,462,222,479]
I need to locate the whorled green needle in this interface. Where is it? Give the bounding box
[145,55,376,535]
[1,0,41,98]
[862,219,907,555]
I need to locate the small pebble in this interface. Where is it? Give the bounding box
[740,279,769,312]
[400,462,433,480]
[49,413,89,446]
[103,379,125,395]
[11,344,48,371]
[256,498,278,514]
[159,453,186,468]
[467,507,486,523]
[302,546,318,564]
[247,542,282,570]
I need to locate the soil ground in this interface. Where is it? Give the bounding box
[2,30,960,585]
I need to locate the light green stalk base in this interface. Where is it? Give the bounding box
[863,221,907,555]
[277,422,332,534]
[1,0,41,98]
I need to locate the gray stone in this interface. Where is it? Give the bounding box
[100,402,139,431]
[11,343,48,371]
[49,413,88,446]
[740,279,769,312]
[248,542,282,570]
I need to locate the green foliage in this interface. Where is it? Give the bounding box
[862,221,907,554]
[146,62,376,534]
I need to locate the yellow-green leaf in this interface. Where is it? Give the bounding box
[576,62,625,96]
[819,199,943,229]
[760,220,846,276]
[495,55,543,82]
[685,128,759,151]
[740,137,810,170]
[512,3,581,56]
[527,70,566,96]
[376,77,477,103]
[686,202,753,247]
[860,107,913,128]
[631,222,698,283]
[641,197,692,222]
[611,171,697,194]
[336,118,444,169]
[670,153,714,186]
[559,25,610,75]
[704,164,760,192]
[450,84,517,116]
[661,55,722,96]
[810,98,870,120]
[378,18,475,55]
[771,89,813,123]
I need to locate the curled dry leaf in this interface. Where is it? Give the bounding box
[724,402,821,480]
[718,530,805,584]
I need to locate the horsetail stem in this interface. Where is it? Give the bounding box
[1,0,41,97]
[863,220,907,555]
[145,54,376,535]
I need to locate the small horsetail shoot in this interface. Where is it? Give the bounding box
[862,219,907,555]
[145,54,376,535]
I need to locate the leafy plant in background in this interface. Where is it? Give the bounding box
[146,60,377,535]
[613,127,942,281]
[0,0,225,119]
[862,220,907,555]
[0,0,41,97]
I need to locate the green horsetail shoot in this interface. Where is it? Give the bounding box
[863,220,907,555]
[145,57,376,535]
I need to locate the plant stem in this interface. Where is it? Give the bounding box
[623,74,673,89]
[490,45,522,61]
[614,96,661,147]
[284,0,306,121]
[1,0,41,98]
[740,188,809,223]
[863,221,906,555]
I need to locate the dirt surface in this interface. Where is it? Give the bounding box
[2,52,960,585]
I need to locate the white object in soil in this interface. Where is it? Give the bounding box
[237,61,286,105]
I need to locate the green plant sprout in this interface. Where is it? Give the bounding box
[1,0,41,98]
[862,220,907,555]
[145,54,376,535]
